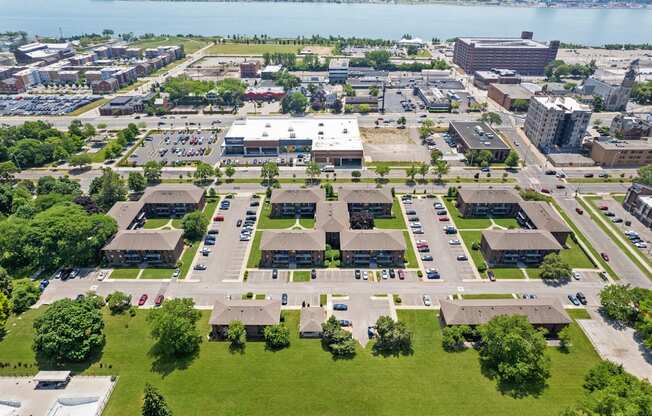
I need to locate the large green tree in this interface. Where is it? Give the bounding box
[147,298,202,357]
[227,320,246,348]
[194,162,214,182]
[0,266,12,297]
[263,324,290,350]
[0,292,11,336]
[599,284,636,325]
[128,172,147,193]
[143,161,163,184]
[442,325,470,352]
[33,297,105,362]
[539,253,572,282]
[373,316,412,354]
[260,161,279,187]
[281,92,308,114]
[181,210,208,241]
[321,315,356,357]
[9,279,39,313]
[89,168,127,211]
[142,383,173,416]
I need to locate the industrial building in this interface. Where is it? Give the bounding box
[453,31,559,76]
[524,96,592,152]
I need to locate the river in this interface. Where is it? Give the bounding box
[1,0,652,45]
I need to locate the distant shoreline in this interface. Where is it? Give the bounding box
[119,0,651,10]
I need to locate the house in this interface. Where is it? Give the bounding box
[480,229,562,266]
[339,188,393,217]
[260,230,325,268]
[440,298,571,334]
[209,299,281,338]
[299,307,327,338]
[456,188,521,217]
[340,230,406,267]
[269,188,324,217]
[102,229,184,267]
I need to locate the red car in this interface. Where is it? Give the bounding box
[601,252,610,262]
[599,206,609,211]
[138,294,148,306]
[576,207,584,215]
[213,215,225,221]
[155,294,164,306]
[438,216,449,222]
[397,270,405,280]
[541,188,550,194]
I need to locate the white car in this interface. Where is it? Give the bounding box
[448,239,461,245]
[362,270,369,280]
[413,228,424,234]
[410,222,422,229]
[240,236,251,241]
[572,271,581,280]
[97,271,106,281]
[381,269,389,280]
[173,268,181,278]
[636,242,648,249]
[422,295,432,307]
[416,239,428,245]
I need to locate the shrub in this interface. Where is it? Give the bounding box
[442,325,470,352]
[477,262,487,273]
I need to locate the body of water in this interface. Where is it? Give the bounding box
[1,0,652,45]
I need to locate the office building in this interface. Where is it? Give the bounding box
[524,96,592,152]
[448,121,510,162]
[328,58,349,84]
[453,31,559,76]
[591,137,652,168]
[99,95,147,116]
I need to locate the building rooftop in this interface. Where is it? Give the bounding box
[209,299,281,326]
[532,96,591,112]
[315,201,350,233]
[519,201,570,234]
[482,229,562,251]
[107,201,145,230]
[142,184,204,205]
[269,188,324,204]
[440,298,571,326]
[449,121,509,151]
[490,83,533,100]
[260,230,325,252]
[329,58,349,70]
[339,188,393,205]
[299,307,326,333]
[457,188,520,205]
[458,37,549,49]
[102,229,183,251]
[593,137,652,150]
[340,229,406,252]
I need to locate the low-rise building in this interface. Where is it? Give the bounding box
[414,86,450,113]
[328,58,349,84]
[487,83,532,111]
[590,137,652,168]
[261,64,282,80]
[623,183,652,228]
[299,307,326,338]
[344,95,378,112]
[473,68,521,90]
[244,86,285,101]
[240,61,260,78]
[456,188,521,217]
[209,299,281,338]
[270,188,324,217]
[480,229,562,265]
[102,229,184,267]
[339,188,393,217]
[260,230,325,268]
[99,95,149,116]
[610,113,652,140]
[340,229,406,267]
[448,121,510,163]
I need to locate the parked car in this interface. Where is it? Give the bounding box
[281,293,288,305]
[354,269,361,279]
[213,215,225,221]
[272,269,278,279]
[456,254,468,261]
[362,270,369,280]
[421,254,433,261]
[425,269,440,279]
[568,294,581,306]
[155,295,164,307]
[311,269,317,279]
[576,292,588,305]
[422,295,432,306]
[339,320,352,327]
[436,209,447,215]
[138,294,148,306]
[434,202,444,210]
[487,270,496,282]
[601,252,610,262]
[572,271,581,280]
[236,219,242,227]
[398,269,405,280]
[333,303,348,311]
[448,239,461,245]
[381,269,389,280]
[540,188,550,194]
[438,216,449,222]
[194,263,207,270]
[575,207,584,215]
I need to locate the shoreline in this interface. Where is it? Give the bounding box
[119,0,651,10]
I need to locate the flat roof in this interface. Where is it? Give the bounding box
[490,83,533,100]
[532,96,591,112]
[34,371,71,383]
[329,58,349,70]
[458,37,549,49]
[593,137,652,150]
[450,121,509,151]
[225,117,363,152]
[440,298,571,326]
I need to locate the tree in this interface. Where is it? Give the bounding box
[142,383,173,416]
[374,164,390,180]
[592,95,605,112]
[0,292,11,336]
[69,153,91,169]
[128,172,147,193]
[147,298,201,357]
[539,253,572,282]
[430,149,443,165]
[480,112,502,127]
[260,161,279,187]
[305,161,321,183]
[478,315,550,389]
[505,150,520,169]
[82,123,96,139]
[511,99,530,112]
[558,326,572,351]
[350,211,374,229]
[635,164,652,186]
[263,324,290,350]
[369,85,380,97]
[322,315,356,357]
[351,170,361,181]
[194,162,214,183]
[143,161,162,184]
[90,168,127,211]
[0,267,12,298]
[227,320,246,347]
[0,161,18,183]
[181,210,208,241]
[433,160,449,182]
[418,119,435,141]
[224,165,236,180]
[343,84,355,97]
[397,116,407,128]
[406,164,418,182]
[599,284,635,325]
[281,92,308,114]
[105,291,132,314]
[10,279,40,313]
[373,316,412,355]
[442,325,470,352]
[33,297,105,362]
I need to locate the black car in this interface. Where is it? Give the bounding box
[311,269,317,279]
[246,210,256,216]
[236,219,243,227]
[281,293,288,305]
[354,269,361,279]
[272,269,278,279]
[405,210,417,215]
[250,201,260,207]
[389,269,395,279]
[576,292,588,305]
[409,216,419,222]
[545,170,557,175]
[436,210,447,215]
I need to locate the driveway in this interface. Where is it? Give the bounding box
[330,294,394,346]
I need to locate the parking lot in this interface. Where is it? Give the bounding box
[0,94,101,115]
[129,128,222,166]
[383,87,423,113]
[188,195,256,282]
[330,294,394,345]
[409,197,477,282]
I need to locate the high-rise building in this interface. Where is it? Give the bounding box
[524,96,592,152]
[453,31,559,76]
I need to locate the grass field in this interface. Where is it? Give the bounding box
[130,36,212,54]
[141,268,175,279]
[442,198,492,229]
[299,217,315,228]
[403,231,418,268]
[247,231,263,268]
[80,145,109,163]
[110,268,141,279]
[143,218,170,229]
[257,203,296,229]
[293,271,311,282]
[67,98,109,116]
[613,194,625,204]
[374,198,407,229]
[493,218,520,229]
[0,308,602,416]
[206,43,323,55]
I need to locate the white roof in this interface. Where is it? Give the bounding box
[640,196,652,209]
[533,96,591,112]
[34,371,71,383]
[398,37,424,45]
[226,117,362,152]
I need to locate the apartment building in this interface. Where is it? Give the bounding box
[339,188,393,217]
[102,229,184,267]
[269,189,324,217]
[240,60,261,78]
[480,229,562,265]
[260,231,326,268]
[453,31,559,76]
[524,96,592,152]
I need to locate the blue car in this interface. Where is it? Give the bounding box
[333,303,348,311]
[339,320,352,327]
[39,279,49,291]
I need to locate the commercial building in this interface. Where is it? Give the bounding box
[623,183,652,228]
[240,61,260,78]
[473,68,521,90]
[344,95,379,112]
[524,96,592,152]
[269,188,324,217]
[580,61,637,112]
[453,32,559,76]
[14,42,74,64]
[223,117,363,167]
[590,137,652,168]
[261,65,282,80]
[244,86,285,101]
[610,114,652,140]
[99,95,150,116]
[209,299,281,338]
[487,83,532,111]
[440,298,571,333]
[328,58,349,84]
[102,229,184,267]
[448,121,510,163]
[414,86,450,112]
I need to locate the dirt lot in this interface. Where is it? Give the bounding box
[558,48,652,70]
[361,128,414,145]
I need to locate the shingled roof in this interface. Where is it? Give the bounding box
[209,299,281,326]
[260,230,325,251]
[299,307,326,333]
[339,188,393,205]
[315,201,350,232]
[269,188,324,204]
[142,184,204,204]
[519,201,570,234]
[102,229,183,251]
[440,298,571,326]
[107,201,145,230]
[481,229,562,251]
[457,188,521,204]
[340,230,406,251]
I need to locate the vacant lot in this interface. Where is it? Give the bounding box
[0,309,601,416]
[131,36,212,54]
[361,128,413,145]
[206,43,330,55]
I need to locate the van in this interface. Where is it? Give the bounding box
[322,165,335,173]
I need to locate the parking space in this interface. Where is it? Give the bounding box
[411,197,476,282]
[318,269,359,282]
[0,94,101,115]
[189,195,254,282]
[129,129,222,166]
[330,294,393,345]
[248,269,290,283]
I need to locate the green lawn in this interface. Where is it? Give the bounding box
[293,271,311,282]
[247,231,262,268]
[613,194,625,204]
[567,308,591,320]
[141,268,175,279]
[110,268,141,279]
[206,43,325,55]
[559,238,595,269]
[490,267,526,279]
[374,198,407,229]
[0,308,602,416]
[67,98,109,116]
[179,242,199,279]
[257,203,296,229]
[171,219,183,229]
[443,198,492,229]
[299,217,315,229]
[131,36,212,54]
[143,218,171,229]
[80,145,109,163]
[403,231,418,268]
[462,293,514,300]
[492,218,520,229]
